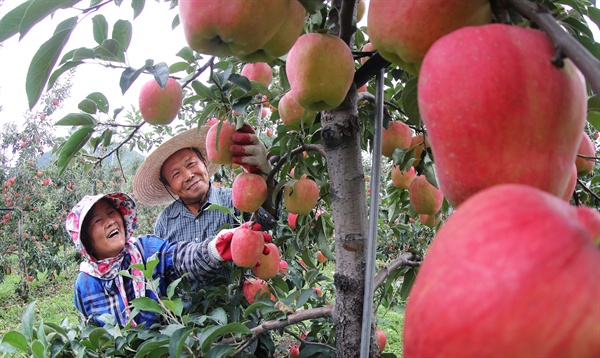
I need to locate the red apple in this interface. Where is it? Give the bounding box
[289,345,300,358]
[418,24,587,207]
[232,172,268,212]
[52,99,59,105]
[206,121,237,164]
[230,228,265,268]
[241,62,273,88]
[576,132,596,177]
[288,212,298,229]
[360,42,376,65]
[284,175,320,215]
[139,77,183,125]
[382,121,412,158]
[404,184,600,357]
[178,0,291,58]
[205,117,220,126]
[376,327,387,352]
[316,250,327,264]
[279,260,289,275]
[419,213,440,228]
[391,165,416,190]
[408,135,430,167]
[312,287,322,297]
[278,91,317,130]
[251,243,280,280]
[243,277,271,305]
[562,163,578,201]
[367,0,491,75]
[409,176,443,215]
[286,33,355,111]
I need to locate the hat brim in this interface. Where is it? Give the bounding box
[133,126,220,205]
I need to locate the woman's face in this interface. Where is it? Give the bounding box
[86,199,126,260]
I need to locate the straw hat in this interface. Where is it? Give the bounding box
[133,126,220,205]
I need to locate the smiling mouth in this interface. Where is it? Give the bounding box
[108,229,119,238]
[187,180,201,190]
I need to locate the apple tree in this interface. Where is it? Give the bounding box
[1,0,599,357]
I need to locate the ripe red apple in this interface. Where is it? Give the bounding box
[367,0,491,75]
[576,132,596,177]
[408,135,430,167]
[230,228,265,268]
[418,24,587,207]
[178,0,291,58]
[289,345,300,358]
[278,92,317,130]
[288,212,298,229]
[419,213,440,228]
[376,327,387,352]
[403,184,600,357]
[279,260,289,275]
[252,243,280,280]
[232,172,268,212]
[382,121,412,158]
[243,277,271,305]
[241,62,273,88]
[316,250,327,264]
[241,0,305,62]
[286,33,355,111]
[139,78,183,125]
[409,176,443,215]
[284,175,320,215]
[206,121,237,164]
[562,163,578,201]
[391,165,416,190]
[205,117,220,126]
[52,99,59,105]
[360,42,376,65]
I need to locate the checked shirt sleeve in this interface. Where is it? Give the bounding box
[171,238,228,284]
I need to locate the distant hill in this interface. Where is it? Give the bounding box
[37,149,146,168]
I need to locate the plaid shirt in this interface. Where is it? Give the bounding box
[154,185,278,243]
[74,234,222,327]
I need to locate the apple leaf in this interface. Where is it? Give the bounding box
[92,14,108,45]
[101,129,113,147]
[26,16,78,109]
[587,111,600,132]
[129,297,163,314]
[399,267,417,300]
[152,63,170,89]
[176,47,195,63]
[198,324,250,353]
[57,126,94,175]
[18,0,81,41]
[78,99,97,114]
[0,331,28,353]
[588,6,600,30]
[229,73,252,92]
[119,66,144,94]
[87,92,109,114]
[55,113,96,126]
[171,14,180,29]
[0,1,31,43]
[232,96,253,114]
[401,77,421,127]
[112,19,132,53]
[131,0,145,19]
[94,39,121,61]
[47,60,83,90]
[72,48,95,61]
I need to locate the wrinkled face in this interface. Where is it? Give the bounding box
[86,200,126,260]
[161,148,210,205]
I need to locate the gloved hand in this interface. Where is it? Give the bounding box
[230,124,272,176]
[209,222,272,262]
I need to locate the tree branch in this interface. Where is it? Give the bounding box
[249,306,333,336]
[374,252,421,290]
[577,178,600,202]
[506,0,600,94]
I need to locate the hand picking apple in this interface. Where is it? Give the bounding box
[209,222,272,267]
[230,124,272,175]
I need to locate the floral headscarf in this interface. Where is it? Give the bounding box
[66,192,145,324]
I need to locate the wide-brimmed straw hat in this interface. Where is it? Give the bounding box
[133,126,220,205]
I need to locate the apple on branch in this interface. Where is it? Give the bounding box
[232,172,268,213]
[230,228,265,268]
[205,121,237,164]
[278,91,317,130]
[408,175,443,215]
[241,62,273,88]
[576,132,596,177]
[382,121,412,158]
[284,174,320,215]
[138,78,183,125]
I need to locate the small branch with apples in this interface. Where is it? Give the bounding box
[576,178,600,202]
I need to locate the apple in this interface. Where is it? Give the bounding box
[562,164,578,201]
[408,135,430,167]
[278,91,317,130]
[230,228,265,268]
[356,0,366,22]
[205,117,220,126]
[52,99,59,105]
[289,345,300,358]
[404,184,600,357]
[360,42,376,65]
[316,250,327,264]
[376,327,387,352]
[286,33,355,111]
[418,24,587,207]
[240,0,305,62]
[419,213,440,228]
[139,77,183,125]
[288,212,298,229]
[243,277,271,305]
[312,287,322,297]
[284,175,320,215]
[409,175,443,215]
[576,133,596,177]
[382,121,412,158]
[251,243,280,280]
[206,121,237,164]
[279,260,289,275]
[367,0,491,75]
[232,172,268,212]
[241,62,273,88]
[178,0,291,58]
[391,165,416,190]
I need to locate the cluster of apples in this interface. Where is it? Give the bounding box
[366,1,600,356]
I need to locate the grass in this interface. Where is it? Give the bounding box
[0,267,80,337]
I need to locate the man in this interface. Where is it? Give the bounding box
[133,124,279,244]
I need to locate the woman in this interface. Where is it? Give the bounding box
[66,192,270,327]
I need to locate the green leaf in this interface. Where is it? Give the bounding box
[87,327,110,350]
[120,66,144,94]
[167,277,184,299]
[588,111,600,132]
[176,47,195,62]
[57,126,95,175]
[401,77,421,127]
[199,323,251,352]
[152,63,171,88]
[0,1,31,42]
[191,80,214,98]
[78,99,97,114]
[205,345,235,358]
[130,297,163,314]
[1,331,29,352]
[101,129,113,147]
[563,16,595,38]
[19,0,81,40]
[132,0,145,19]
[87,92,109,113]
[168,326,196,358]
[48,60,83,90]
[588,6,600,30]
[112,19,132,53]
[72,47,95,61]
[26,16,78,109]
[400,267,417,300]
[55,113,96,126]
[94,39,121,61]
[169,61,190,74]
[134,339,170,358]
[232,96,253,114]
[229,73,252,92]
[21,301,36,341]
[589,95,600,112]
[31,340,45,358]
[204,203,235,215]
[171,13,180,29]
[92,14,108,45]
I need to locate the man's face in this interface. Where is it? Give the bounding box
[161,148,210,204]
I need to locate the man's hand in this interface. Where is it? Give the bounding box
[230,124,272,176]
[209,222,272,262]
